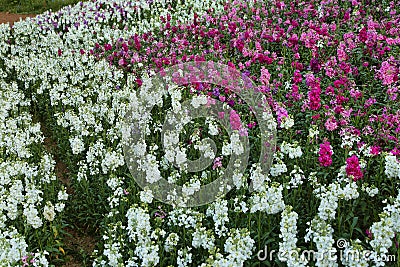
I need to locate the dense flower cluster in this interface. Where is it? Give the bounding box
[1,0,400,266]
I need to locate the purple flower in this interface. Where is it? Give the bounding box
[310,57,321,73]
[212,87,220,97]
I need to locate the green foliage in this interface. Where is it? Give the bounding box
[0,0,83,14]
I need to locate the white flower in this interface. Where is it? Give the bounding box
[140,188,154,204]
[281,141,303,159]
[206,199,229,237]
[384,154,400,179]
[191,95,207,108]
[192,227,215,250]
[249,183,285,214]
[165,233,179,252]
[182,178,201,197]
[43,202,55,222]
[230,132,244,155]
[281,115,294,129]
[69,135,85,154]
[206,118,219,136]
[250,163,270,191]
[23,205,43,229]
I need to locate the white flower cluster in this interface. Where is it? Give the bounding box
[106,175,125,208]
[177,247,193,267]
[194,140,216,159]
[0,78,66,262]
[206,199,229,237]
[191,227,215,250]
[270,152,288,177]
[0,227,49,266]
[360,184,379,197]
[281,141,303,159]
[306,179,362,267]
[305,217,338,267]
[164,232,179,252]
[367,193,400,266]
[313,181,359,221]
[126,206,160,266]
[278,206,308,266]
[249,182,285,214]
[384,154,400,179]
[206,118,219,136]
[168,208,203,229]
[340,131,361,149]
[288,165,305,189]
[280,114,295,129]
[249,163,270,192]
[212,228,255,266]
[340,240,369,267]
[308,125,319,140]
[182,178,201,197]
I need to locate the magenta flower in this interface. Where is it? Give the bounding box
[319,141,333,167]
[346,155,363,181]
[104,43,112,51]
[276,105,288,125]
[370,146,381,156]
[366,229,372,239]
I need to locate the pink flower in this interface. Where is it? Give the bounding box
[325,117,338,131]
[366,229,372,239]
[260,67,271,85]
[229,110,242,130]
[379,60,398,85]
[308,82,321,111]
[292,70,302,84]
[239,127,248,137]
[118,58,126,66]
[206,96,216,107]
[319,141,333,167]
[155,206,167,219]
[247,122,257,129]
[104,43,112,51]
[337,42,348,61]
[213,157,223,170]
[370,146,381,156]
[346,155,363,181]
[276,106,288,125]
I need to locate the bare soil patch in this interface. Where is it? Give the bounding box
[0,12,36,26]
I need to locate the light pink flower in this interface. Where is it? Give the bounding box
[230,110,242,130]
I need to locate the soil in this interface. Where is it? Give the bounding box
[39,120,96,267]
[0,12,37,26]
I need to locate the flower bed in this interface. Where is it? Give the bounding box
[1,0,400,266]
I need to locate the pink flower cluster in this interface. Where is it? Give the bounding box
[346,155,363,181]
[379,57,399,85]
[319,141,333,167]
[306,74,321,111]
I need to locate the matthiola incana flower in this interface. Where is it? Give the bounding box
[4,0,400,265]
